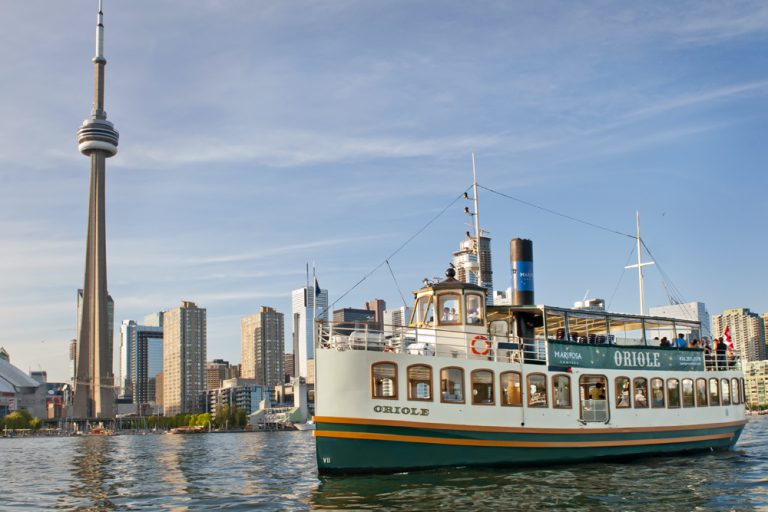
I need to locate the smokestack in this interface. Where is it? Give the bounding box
[510,238,534,306]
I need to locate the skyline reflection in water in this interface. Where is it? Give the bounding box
[1,417,765,511]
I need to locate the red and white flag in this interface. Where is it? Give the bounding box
[724,326,733,348]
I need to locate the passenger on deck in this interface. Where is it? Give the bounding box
[660,337,672,348]
[716,337,727,369]
[689,338,700,349]
[441,307,451,322]
[675,333,687,349]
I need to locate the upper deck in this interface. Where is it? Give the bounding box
[317,277,739,373]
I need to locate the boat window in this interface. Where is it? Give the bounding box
[667,378,681,408]
[731,378,740,405]
[471,370,494,405]
[709,378,720,405]
[721,379,731,405]
[696,378,708,406]
[566,312,609,344]
[438,294,461,325]
[682,379,695,407]
[500,371,522,406]
[615,377,631,408]
[609,316,644,346]
[633,377,648,408]
[579,375,608,422]
[371,362,398,399]
[424,297,435,327]
[527,373,548,407]
[465,294,485,325]
[651,378,665,408]
[545,309,567,340]
[410,296,430,326]
[741,378,746,406]
[440,367,464,403]
[552,374,571,408]
[643,318,675,347]
[407,365,432,401]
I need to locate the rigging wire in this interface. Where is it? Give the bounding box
[607,243,636,310]
[476,184,636,240]
[319,185,473,317]
[386,259,409,308]
[640,239,688,306]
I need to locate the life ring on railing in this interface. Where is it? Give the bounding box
[470,335,491,356]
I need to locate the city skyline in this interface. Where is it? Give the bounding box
[1,2,767,380]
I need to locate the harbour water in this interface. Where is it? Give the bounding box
[3,416,767,511]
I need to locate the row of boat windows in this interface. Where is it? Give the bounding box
[370,362,746,408]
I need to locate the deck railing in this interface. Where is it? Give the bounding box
[316,321,740,372]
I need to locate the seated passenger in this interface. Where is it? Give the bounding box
[441,307,451,322]
[589,382,605,400]
[467,308,480,324]
[635,390,647,407]
[659,337,671,348]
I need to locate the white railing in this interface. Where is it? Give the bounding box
[316,321,548,364]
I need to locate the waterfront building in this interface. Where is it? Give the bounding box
[241,307,285,388]
[0,350,47,418]
[365,299,386,330]
[712,308,767,362]
[649,302,711,341]
[205,359,230,390]
[451,235,493,304]
[744,360,768,409]
[383,306,412,337]
[291,285,328,379]
[120,320,163,404]
[163,301,207,415]
[72,2,120,421]
[207,378,268,416]
[284,353,295,383]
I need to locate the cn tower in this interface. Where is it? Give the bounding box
[72,0,119,420]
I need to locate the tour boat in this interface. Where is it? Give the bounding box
[313,253,746,474]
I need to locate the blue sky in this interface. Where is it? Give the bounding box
[0,1,766,381]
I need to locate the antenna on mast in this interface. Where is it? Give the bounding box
[624,211,655,315]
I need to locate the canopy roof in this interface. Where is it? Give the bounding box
[0,357,40,390]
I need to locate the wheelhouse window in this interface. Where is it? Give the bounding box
[465,294,485,325]
[615,377,631,408]
[372,362,397,399]
[407,365,432,401]
[682,379,695,408]
[438,294,461,325]
[696,378,708,406]
[440,367,464,403]
[667,378,681,408]
[709,378,720,405]
[527,373,548,407]
[410,296,432,327]
[651,378,665,408]
[471,370,494,405]
[731,378,740,405]
[553,375,571,408]
[500,371,522,406]
[579,375,608,422]
[721,379,731,405]
[633,377,648,408]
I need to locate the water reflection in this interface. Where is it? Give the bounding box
[65,436,116,511]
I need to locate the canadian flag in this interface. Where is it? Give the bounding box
[724,326,733,348]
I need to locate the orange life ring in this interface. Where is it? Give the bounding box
[471,335,490,356]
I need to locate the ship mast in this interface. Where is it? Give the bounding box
[472,152,482,280]
[625,211,654,315]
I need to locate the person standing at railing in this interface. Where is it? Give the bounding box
[716,337,728,370]
[704,339,713,368]
[675,333,687,349]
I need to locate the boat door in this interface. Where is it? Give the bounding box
[579,375,610,423]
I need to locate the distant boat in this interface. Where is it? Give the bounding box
[294,420,315,431]
[169,426,205,434]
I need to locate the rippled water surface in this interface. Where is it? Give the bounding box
[3,416,767,511]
